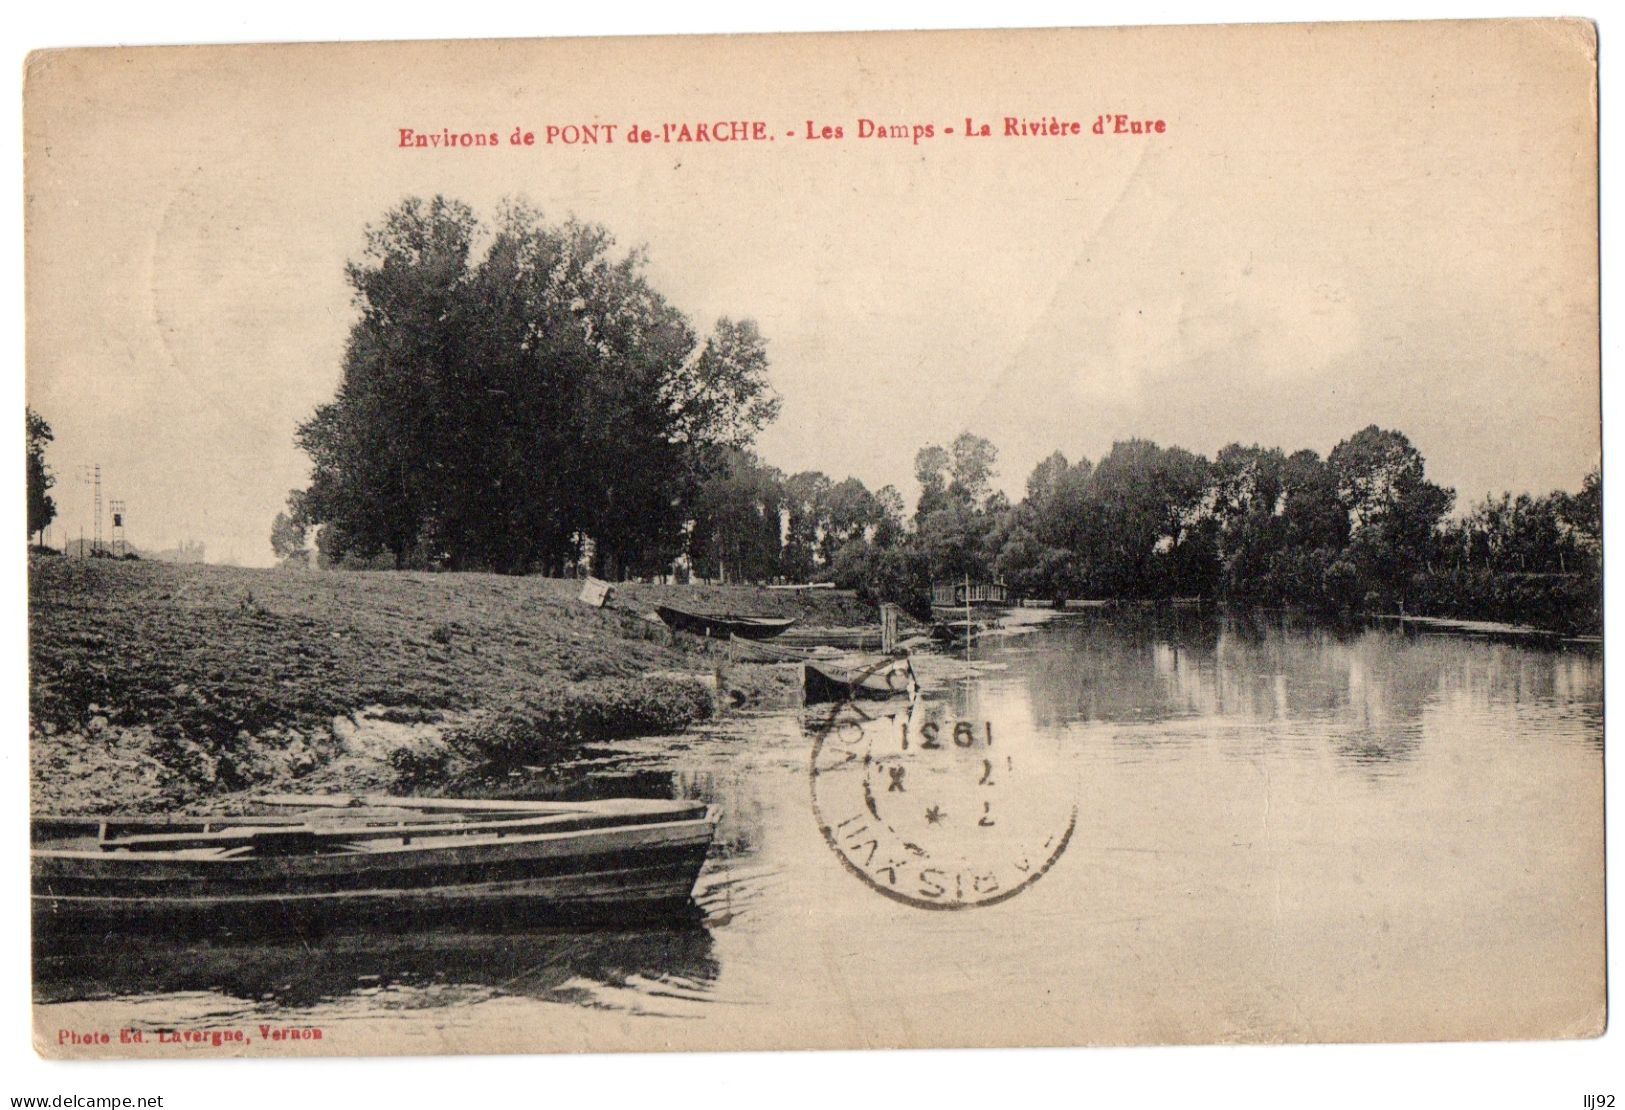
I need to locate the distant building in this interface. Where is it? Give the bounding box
[931,580,1009,607]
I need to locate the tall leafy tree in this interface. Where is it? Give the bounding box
[947,432,999,506]
[917,500,997,583]
[26,407,57,544]
[1328,425,1453,603]
[1560,465,1602,561]
[913,444,952,522]
[911,433,1003,584]
[1278,448,1349,553]
[820,477,883,564]
[1076,439,1212,596]
[269,500,309,564]
[1024,450,1072,506]
[780,470,832,581]
[299,196,479,568]
[1208,444,1287,600]
[294,196,777,576]
[687,449,784,583]
[872,485,906,547]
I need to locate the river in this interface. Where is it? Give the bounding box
[35,611,1605,1052]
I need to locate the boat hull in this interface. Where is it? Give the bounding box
[33,814,715,938]
[803,657,916,705]
[656,605,796,641]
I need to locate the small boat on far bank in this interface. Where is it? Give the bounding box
[803,655,917,705]
[32,794,717,938]
[726,633,815,662]
[930,618,996,643]
[656,605,797,641]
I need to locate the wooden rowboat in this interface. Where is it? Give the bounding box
[803,655,917,705]
[774,626,883,651]
[726,633,815,662]
[656,605,797,640]
[32,794,717,936]
[930,618,995,642]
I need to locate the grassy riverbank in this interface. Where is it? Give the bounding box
[28,558,874,813]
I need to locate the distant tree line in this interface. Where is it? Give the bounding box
[763,425,1596,633]
[678,427,1598,633]
[683,448,909,585]
[281,196,777,576]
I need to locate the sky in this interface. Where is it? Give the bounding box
[24,21,1600,565]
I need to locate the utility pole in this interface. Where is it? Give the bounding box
[77,463,101,555]
[964,571,971,661]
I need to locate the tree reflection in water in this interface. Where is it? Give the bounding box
[997,609,1599,772]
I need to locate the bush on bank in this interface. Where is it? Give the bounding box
[446,676,714,766]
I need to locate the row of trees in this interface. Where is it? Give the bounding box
[986,426,1599,630]
[679,427,1598,633]
[678,434,1010,608]
[683,449,907,584]
[278,197,778,576]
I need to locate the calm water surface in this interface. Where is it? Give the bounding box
[37,612,1604,1050]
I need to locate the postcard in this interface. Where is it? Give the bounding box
[24,19,1601,1058]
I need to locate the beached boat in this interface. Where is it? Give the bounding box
[726,633,815,662]
[655,605,797,641]
[774,626,884,651]
[930,618,994,642]
[32,794,717,936]
[803,655,917,705]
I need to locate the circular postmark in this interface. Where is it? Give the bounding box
[807,665,1076,910]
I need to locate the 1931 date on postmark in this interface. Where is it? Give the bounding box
[807,678,1076,910]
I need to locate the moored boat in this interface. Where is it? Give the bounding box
[32,794,717,937]
[655,605,797,641]
[930,618,994,642]
[726,633,815,662]
[774,626,884,651]
[802,655,917,705]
